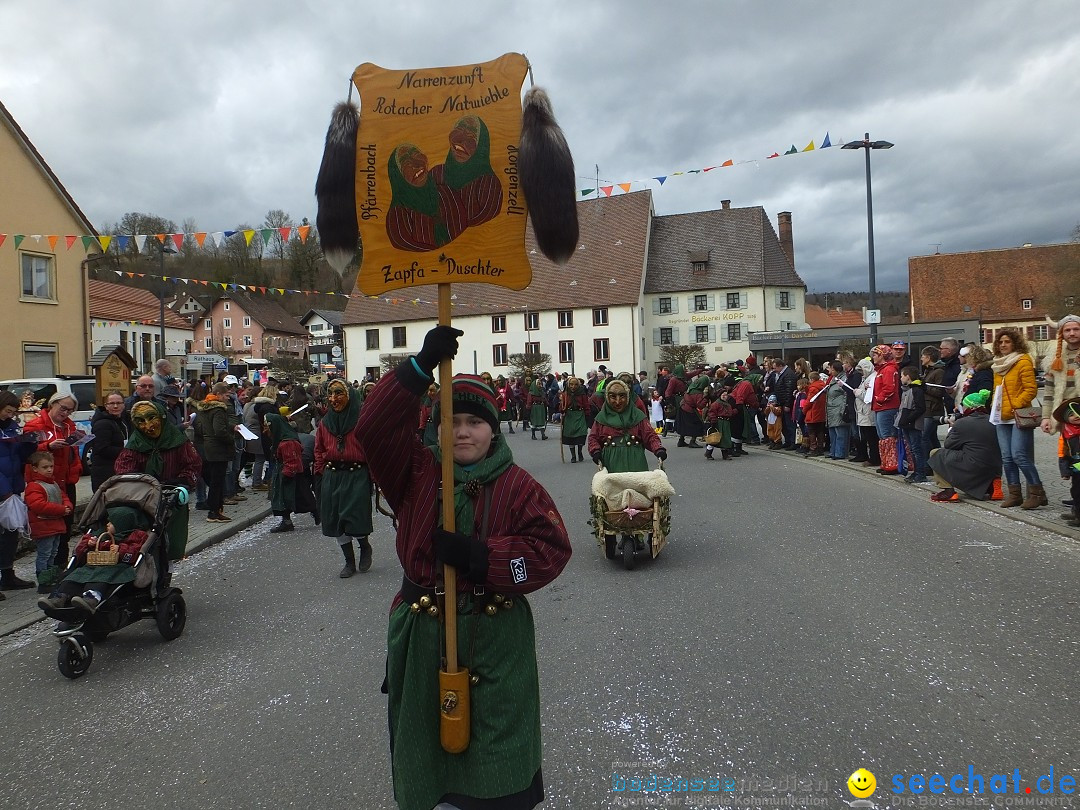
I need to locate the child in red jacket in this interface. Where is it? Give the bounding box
[23,451,72,591]
[803,372,828,456]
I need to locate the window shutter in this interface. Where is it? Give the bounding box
[652,328,661,346]
[670,298,679,314]
[652,299,660,315]
[1026,326,1034,339]
[708,325,716,343]
[672,327,681,345]
[775,291,782,308]
[740,292,748,309]
[686,296,694,313]
[707,294,715,311]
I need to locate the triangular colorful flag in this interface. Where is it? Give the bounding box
[134,234,147,254]
[155,233,166,244]
[194,232,207,248]
[243,230,255,246]
[47,235,59,251]
[821,132,832,148]
[171,233,184,251]
[65,235,77,250]
[721,159,733,167]
[785,145,798,155]
[580,188,595,197]
[654,177,666,185]
[297,225,310,243]
[0,235,6,249]
[97,235,113,252]
[260,228,273,245]
[601,186,614,196]
[767,152,780,159]
[278,227,291,241]
[115,235,130,253]
[13,235,24,249]
[802,141,815,152]
[618,183,631,193]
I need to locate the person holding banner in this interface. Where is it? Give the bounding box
[357,325,571,810]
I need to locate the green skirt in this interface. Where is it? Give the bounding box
[319,465,373,538]
[708,420,733,449]
[386,598,542,810]
[529,403,547,427]
[601,442,649,473]
[562,409,587,441]
[166,504,189,561]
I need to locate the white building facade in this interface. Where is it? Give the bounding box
[341,193,806,380]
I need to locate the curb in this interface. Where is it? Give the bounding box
[0,504,273,638]
[759,445,1080,543]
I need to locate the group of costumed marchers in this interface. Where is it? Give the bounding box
[356,327,572,810]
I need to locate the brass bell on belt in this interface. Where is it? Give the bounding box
[492,593,505,604]
[469,674,480,686]
[485,604,498,617]
[502,599,514,611]
[419,595,432,609]
[427,604,440,617]
[410,602,421,613]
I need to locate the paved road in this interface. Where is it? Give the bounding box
[1,428,1078,809]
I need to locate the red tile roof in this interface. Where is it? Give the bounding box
[89,279,193,329]
[909,242,1080,322]
[804,304,866,328]
[342,191,655,326]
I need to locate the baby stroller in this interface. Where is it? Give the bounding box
[43,474,188,679]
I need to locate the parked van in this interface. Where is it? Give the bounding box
[0,376,98,433]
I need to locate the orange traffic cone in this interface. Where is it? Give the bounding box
[989,477,1004,501]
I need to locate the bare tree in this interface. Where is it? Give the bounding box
[658,344,707,369]
[509,352,552,379]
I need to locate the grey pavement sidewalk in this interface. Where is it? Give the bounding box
[765,421,1080,541]
[0,483,272,637]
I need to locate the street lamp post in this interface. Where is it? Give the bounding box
[157,241,177,361]
[842,133,893,346]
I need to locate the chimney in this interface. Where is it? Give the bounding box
[721,199,731,209]
[777,211,794,269]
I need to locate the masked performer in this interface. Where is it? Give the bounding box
[265,413,318,533]
[313,379,374,578]
[115,400,201,560]
[356,326,571,810]
[588,380,667,473]
[559,377,591,463]
[526,378,548,441]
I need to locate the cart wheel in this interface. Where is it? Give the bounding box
[156,590,187,641]
[57,634,94,679]
[621,535,636,571]
[604,535,617,560]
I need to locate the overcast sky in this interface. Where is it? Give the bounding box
[3,1,1078,293]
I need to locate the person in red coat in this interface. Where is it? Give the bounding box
[803,372,828,456]
[356,326,572,810]
[23,451,72,590]
[23,392,83,569]
[870,344,902,473]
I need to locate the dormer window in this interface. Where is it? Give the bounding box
[688,249,710,275]
[1022,298,1032,310]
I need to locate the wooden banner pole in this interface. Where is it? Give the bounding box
[438,283,458,672]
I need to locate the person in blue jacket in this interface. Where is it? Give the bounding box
[0,390,39,594]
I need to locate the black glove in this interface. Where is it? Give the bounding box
[433,527,490,580]
[591,450,603,465]
[416,325,464,375]
[655,448,668,461]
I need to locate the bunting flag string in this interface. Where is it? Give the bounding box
[578,130,839,197]
[0,224,317,256]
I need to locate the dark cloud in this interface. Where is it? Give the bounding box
[2,0,1077,293]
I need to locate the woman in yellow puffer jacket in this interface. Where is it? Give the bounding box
[990,328,1044,509]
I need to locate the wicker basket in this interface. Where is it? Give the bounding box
[86,535,120,566]
[702,430,723,446]
[603,508,654,531]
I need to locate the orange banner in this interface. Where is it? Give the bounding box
[351,53,532,296]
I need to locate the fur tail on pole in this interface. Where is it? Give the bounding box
[315,101,360,275]
[519,87,578,265]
